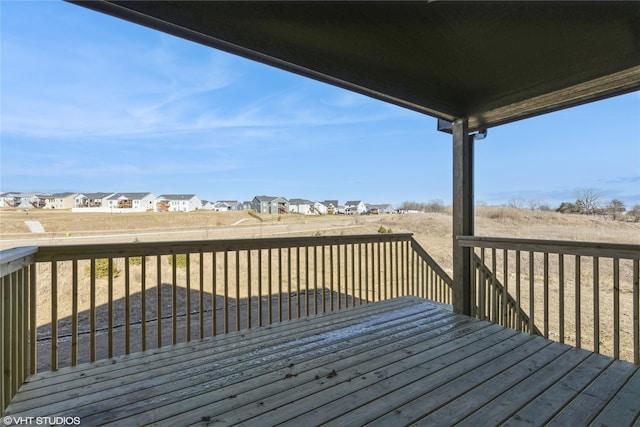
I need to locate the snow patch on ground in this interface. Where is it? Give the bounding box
[25,220,45,233]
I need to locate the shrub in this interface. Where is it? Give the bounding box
[86,259,120,279]
[129,256,143,266]
[168,254,188,268]
[378,226,393,234]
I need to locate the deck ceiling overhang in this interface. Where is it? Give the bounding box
[72,1,640,132]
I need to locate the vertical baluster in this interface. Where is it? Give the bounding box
[108,258,114,358]
[491,248,497,323]
[613,258,620,359]
[330,245,335,311]
[377,241,382,302]
[1,274,6,410]
[343,244,348,308]
[16,271,24,388]
[633,259,639,365]
[543,252,549,339]
[337,244,342,310]
[248,250,252,329]
[559,254,565,343]
[212,252,217,336]
[593,256,599,355]
[352,244,356,306]
[278,248,283,322]
[258,249,263,326]
[529,251,535,334]
[199,252,204,339]
[156,256,162,348]
[90,259,96,362]
[300,246,305,315]
[236,250,240,331]
[383,242,387,301]
[124,257,130,355]
[306,246,310,316]
[575,255,581,348]
[72,260,78,365]
[141,256,146,351]
[51,261,58,371]
[314,246,318,315]
[224,250,229,334]
[515,250,521,330]
[364,243,369,304]
[29,264,37,375]
[186,253,191,341]
[287,247,292,320]
[503,249,508,327]
[479,248,486,321]
[268,248,273,322]
[171,254,177,345]
[358,244,364,305]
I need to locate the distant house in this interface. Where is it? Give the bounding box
[289,198,315,215]
[201,200,215,210]
[156,194,202,212]
[366,203,395,214]
[0,192,48,209]
[242,201,252,211]
[214,201,242,211]
[75,192,115,209]
[251,196,288,214]
[319,200,339,215]
[106,193,156,211]
[43,192,78,209]
[344,200,367,215]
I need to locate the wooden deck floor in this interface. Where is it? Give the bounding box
[5,296,640,426]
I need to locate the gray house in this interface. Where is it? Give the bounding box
[251,196,289,214]
[214,200,242,211]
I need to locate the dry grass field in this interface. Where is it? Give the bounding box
[2,207,639,366]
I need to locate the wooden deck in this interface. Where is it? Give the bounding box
[4,296,640,426]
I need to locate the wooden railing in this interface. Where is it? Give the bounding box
[458,236,640,365]
[1,247,37,414]
[1,234,451,415]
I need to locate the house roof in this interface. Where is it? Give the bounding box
[49,192,77,198]
[106,192,152,200]
[321,200,339,208]
[158,194,197,201]
[289,198,314,205]
[81,192,115,199]
[254,196,287,203]
[71,1,640,132]
[345,201,363,206]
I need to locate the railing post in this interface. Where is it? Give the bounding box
[452,118,474,315]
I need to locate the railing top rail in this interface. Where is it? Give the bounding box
[457,235,640,259]
[0,246,39,278]
[32,233,414,261]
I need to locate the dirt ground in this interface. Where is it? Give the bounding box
[2,207,639,367]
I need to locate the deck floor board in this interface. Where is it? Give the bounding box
[5,296,639,426]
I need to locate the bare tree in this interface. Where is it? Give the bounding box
[628,204,640,223]
[575,188,601,215]
[508,197,526,209]
[605,199,626,220]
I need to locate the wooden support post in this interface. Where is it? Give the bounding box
[452,118,474,315]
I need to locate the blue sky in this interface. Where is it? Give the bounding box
[1,1,639,208]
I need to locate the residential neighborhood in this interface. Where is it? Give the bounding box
[0,191,397,215]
